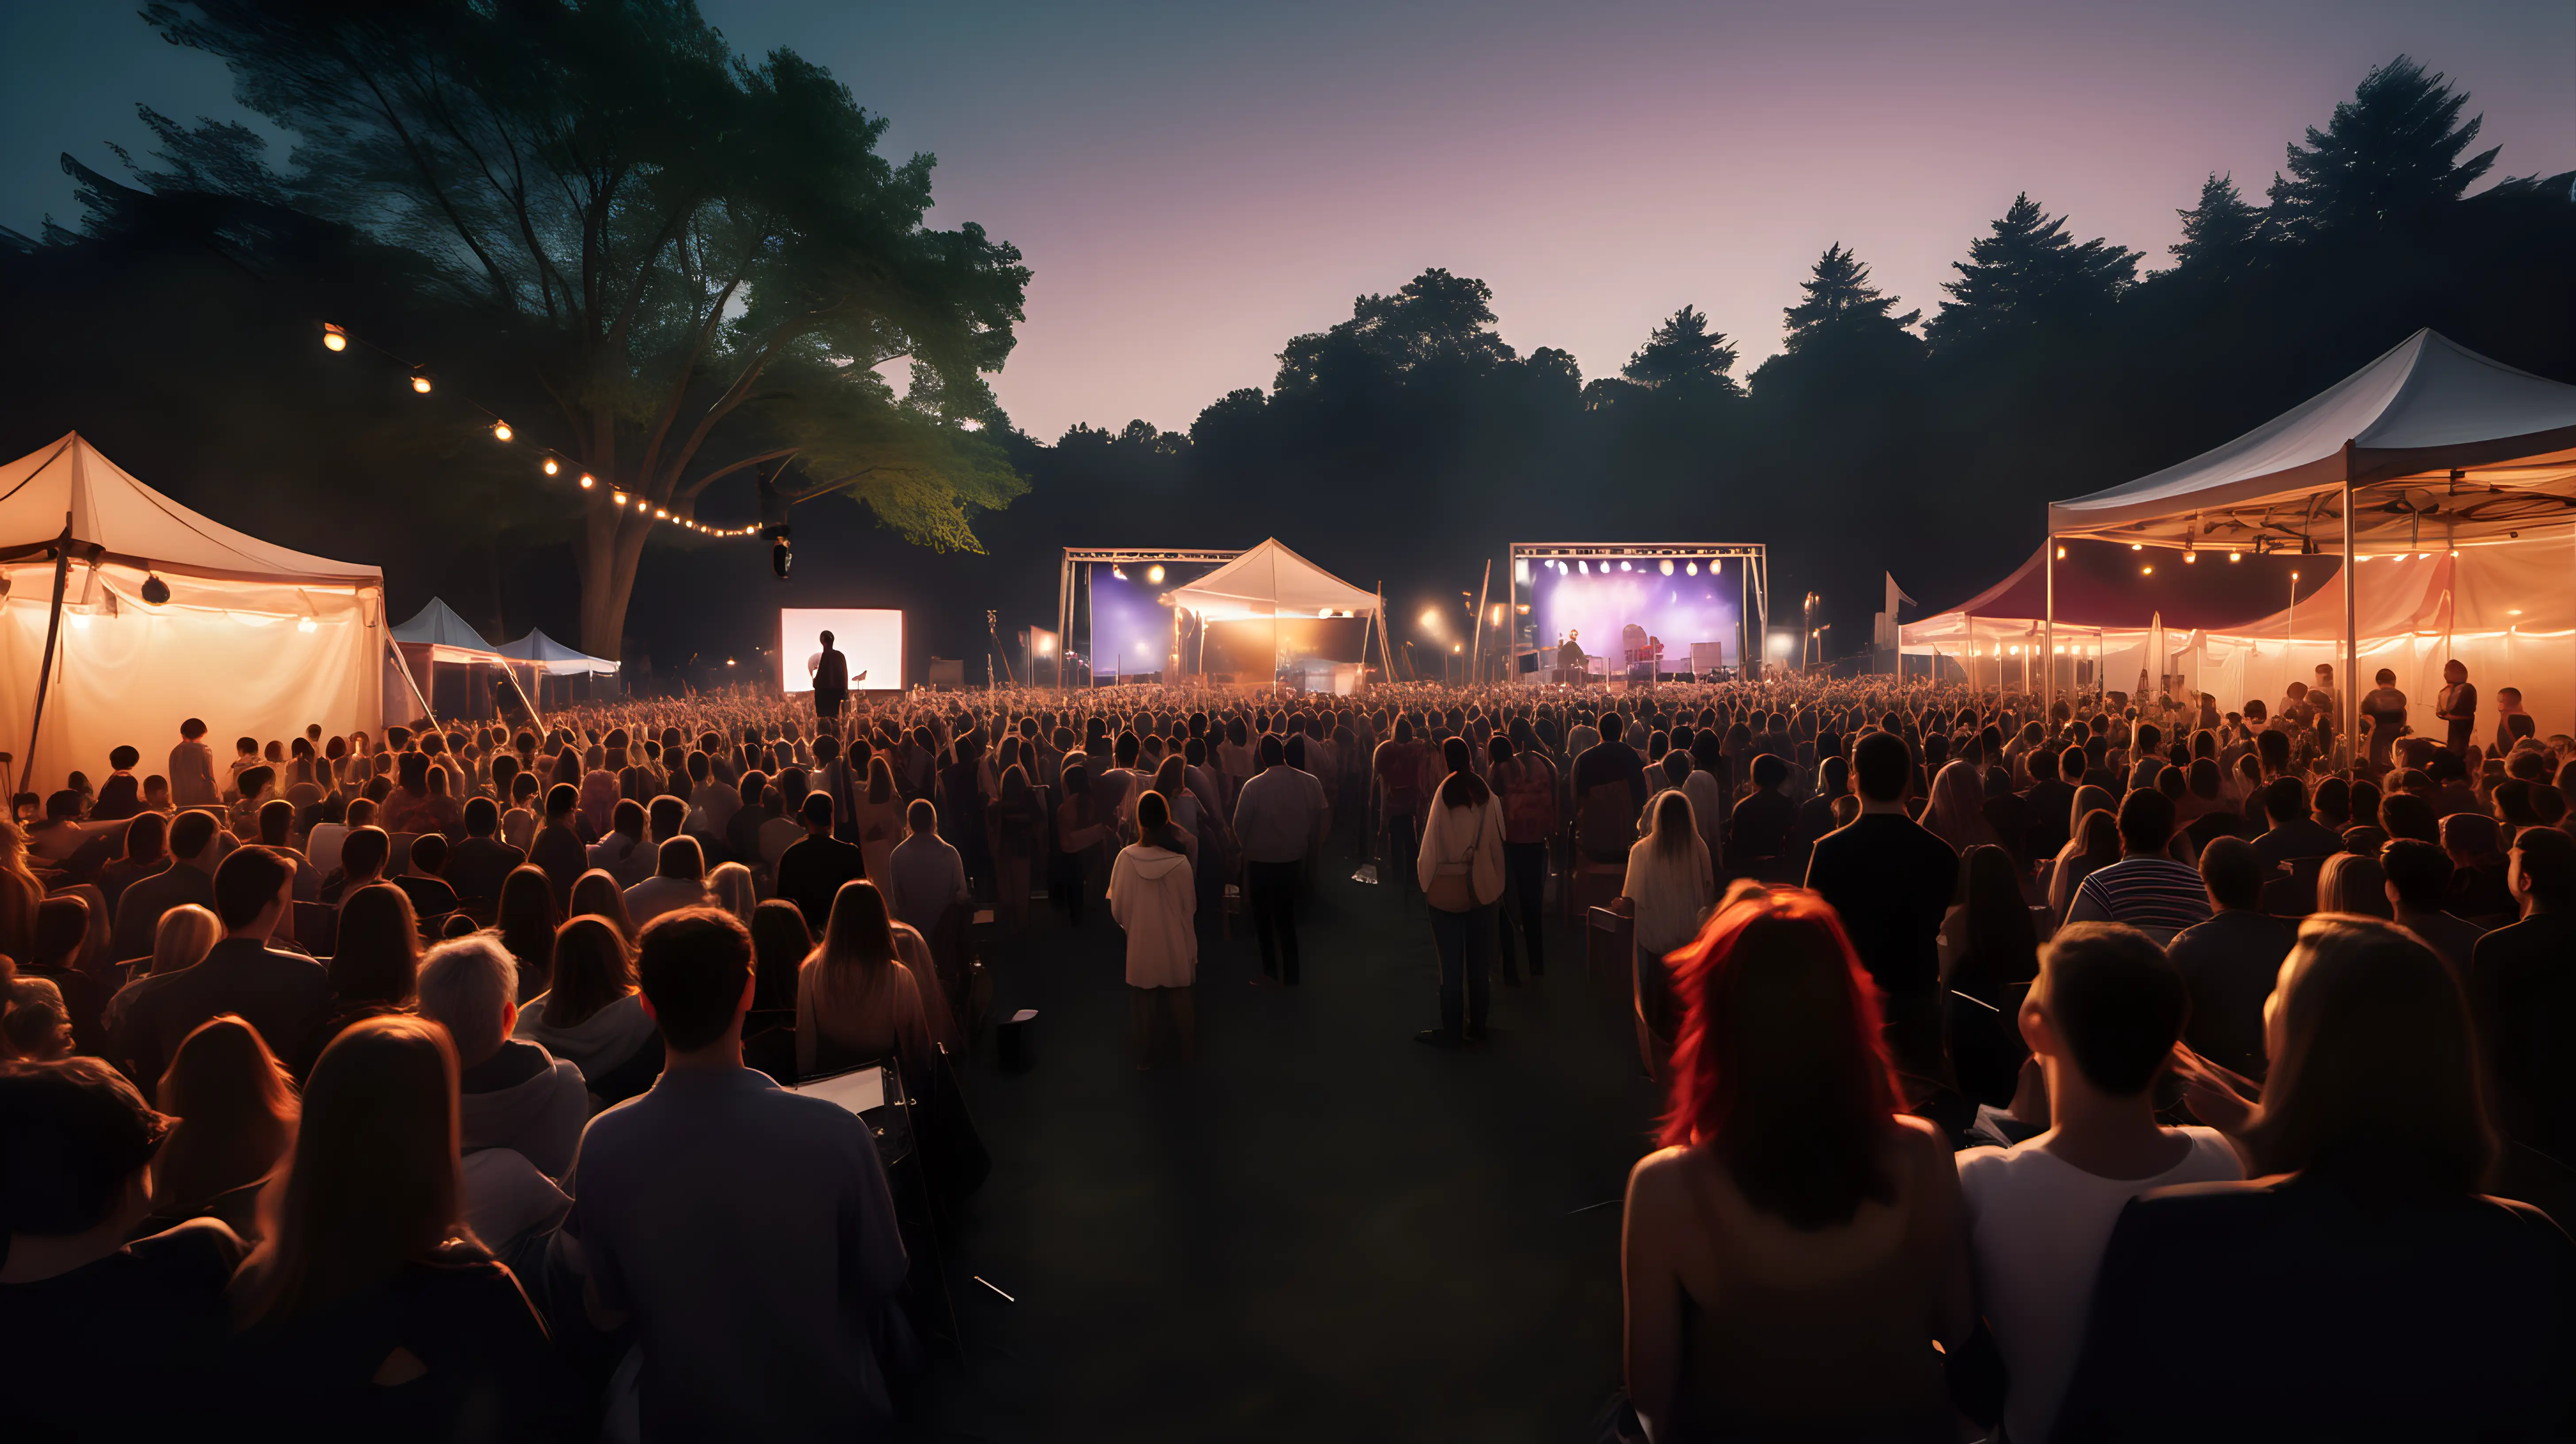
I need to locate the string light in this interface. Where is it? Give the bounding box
[491,420,512,442]
[578,473,595,490]
[653,508,668,519]
[612,492,628,506]
[411,373,433,394]
[2228,550,2241,562]
[297,617,318,633]
[542,457,560,476]
[322,323,348,352]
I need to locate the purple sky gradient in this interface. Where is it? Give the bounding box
[7,2,2569,438]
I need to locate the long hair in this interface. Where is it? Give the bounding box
[1956,844,2039,1000]
[2247,915,2495,1190]
[153,1014,298,1223]
[569,868,635,939]
[328,883,420,1006]
[805,880,901,1023]
[495,866,559,983]
[710,862,757,921]
[866,755,896,805]
[2316,853,2393,919]
[749,899,812,1013]
[1647,789,1698,861]
[542,915,634,1029]
[1660,887,1900,1230]
[237,1016,477,1329]
[150,904,223,978]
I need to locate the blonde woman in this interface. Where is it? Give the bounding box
[100,903,224,1039]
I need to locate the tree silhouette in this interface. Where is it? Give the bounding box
[1781,244,1920,350]
[2167,173,2273,275]
[2269,56,2498,237]
[1927,194,2140,349]
[130,0,1030,657]
[1621,305,1740,394]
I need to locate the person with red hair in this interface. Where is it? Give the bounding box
[1621,886,1970,1442]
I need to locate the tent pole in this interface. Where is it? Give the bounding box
[1471,558,1491,686]
[2341,443,2359,761]
[392,645,438,730]
[2043,532,2056,706]
[21,514,76,793]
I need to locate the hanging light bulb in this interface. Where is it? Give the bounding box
[140,574,171,607]
[612,492,628,506]
[2228,550,2241,562]
[653,508,668,519]
[1579,560,1589,574]
[1685,561,1698,576]
[2184,551,2198,564]
[411,373,433,394]
[2129,542,2143,551]
[1659,558,1674,576]
[297,616,318,634]
[321,323,348,352]
[578,473,595,489]
[491,420,513,442]
[542,457,560,476]
[1146,564,1165,584]
[2057,546,2067,560]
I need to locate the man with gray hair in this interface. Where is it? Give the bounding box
[416,934,589,1181]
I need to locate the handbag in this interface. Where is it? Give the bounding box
[1427,813,1483,912]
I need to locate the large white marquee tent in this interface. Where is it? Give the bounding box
[0,434,385,793]
[2040,329,2576,738]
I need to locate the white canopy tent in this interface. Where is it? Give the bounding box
[2045,330,2576,739]
[0,433,385,793]
[494,628,619,676]
[1162,538,1387,683]
[391,599,554,725]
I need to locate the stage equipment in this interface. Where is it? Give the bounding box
[1506,542,1768,684]
[1055,547,1243,689]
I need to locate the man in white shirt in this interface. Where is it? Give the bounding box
[1955,922,2240,1444]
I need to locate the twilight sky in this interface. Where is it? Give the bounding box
[5,1,2569,440]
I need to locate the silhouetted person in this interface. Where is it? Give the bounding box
[810,629,849,733]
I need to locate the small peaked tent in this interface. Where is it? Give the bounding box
[0,433,384,791]
[391,598,504,662]
[494,628,619,676]
[1164,538,1379,620]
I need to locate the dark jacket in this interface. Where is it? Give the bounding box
[110,936,331,1089]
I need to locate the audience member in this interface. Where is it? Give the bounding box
[145,1014,298,1239]
[416,935,586,1183]
[111,847,329,1092]
[2063,788,2210,945]
[797,879,939,1088]
[2468,827,2576,1164]
[2162,837,2292,1080]
[2380,837,2483,975]
[1111,791,1199,1067]
[514,914,661,1108]
[1807,731,1960,1084]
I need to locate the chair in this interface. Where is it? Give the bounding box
[291,900,339,955]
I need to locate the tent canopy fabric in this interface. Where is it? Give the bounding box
[1903,538,2335,646]
[0,434,383,791]
[0,432,382,585]
[392,598,506,663]
[1165,538,1380,621]
[494,627,620,676]
[2049,330,2576,547]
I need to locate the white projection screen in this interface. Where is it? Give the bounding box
[779,608,903,694]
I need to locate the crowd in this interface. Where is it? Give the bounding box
[0,659,2572,1440]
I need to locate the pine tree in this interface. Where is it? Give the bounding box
[1926,194,2139,349]
[1621,304,1740,393]
[2269,56,2497,237]
[2168,173,2273,274]
[1781,244,1920,351]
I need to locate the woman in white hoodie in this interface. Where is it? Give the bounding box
[1415,737,1507,1048]
[1110,790,1197,1068]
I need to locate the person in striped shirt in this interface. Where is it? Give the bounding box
[2063,789,2211,946]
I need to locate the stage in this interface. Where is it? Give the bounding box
[1505,542,1769,685]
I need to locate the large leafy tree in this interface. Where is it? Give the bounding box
[138,0,1030,656]
[1621,304,1740,394]
[1274,268,1517,394]
[1926,194,2139,349]
[2269,56,2497,238]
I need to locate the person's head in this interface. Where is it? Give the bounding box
[181,718,207,741]
[1660,887,1899,1229]
[0,1057,169,1242]
[902,798,939,839]
[240,1016,472,1327]
[2114,787,2176,856]
[414,935,519,1069]
[149,903,223,978]
[819,628,834,648]
[2249,917,2492,1190]
[544,915,635,1029]
[213,846,293,936]
[1258,733,1285,769]
[1750,753,1790,793]
[2020,922,2185,1102]
[635,907,755,1055]
[1648,790,1698,859]
[2193,835,2262,913]
[748,899,810,1012]
[2379,791,2439,845]
[329,883,420,1006]
[800,790,834,836]
[2442,658,2466,684]
[569,868,635,938]
[1135,790,1171,839]
[709,861,757,921]
[334,826,390,888]
[2380,838,2453,917]
[655,834,706,882]
[2316,851,2393,920]
[545,782,579,822]
[1849,731,1909,805]
[168,809,220,866]
[4,978,74,1060]
[407,832,448,878]
[151,1015,298,1220]
[2507,826,2574,916]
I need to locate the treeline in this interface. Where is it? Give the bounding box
[975,56,2574,664]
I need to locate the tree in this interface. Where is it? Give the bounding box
[1926,194,2139,349]
[1621,305,1740,394]
[1275,268,1516,394]
[2269,56,2498,238]
[1780,244,1919,350]
[2167,173,2272,274]
[137,0,1030,657]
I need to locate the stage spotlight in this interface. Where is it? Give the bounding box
[1419,609,1439,630]
[140,574,171,606]
[1659,558,1674,575]
[771,539,792,579]
[1619,560,1631,572]
[1579,560,1589,574]
[1146,564,1165,584]
[1111,565,1127,580]
[1685,561,1698,576]
[321,323,348,352]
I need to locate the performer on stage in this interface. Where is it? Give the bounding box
[809,629,851,732]
[1557,630,1587,684]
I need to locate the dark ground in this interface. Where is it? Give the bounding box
[926,838,1663,1442]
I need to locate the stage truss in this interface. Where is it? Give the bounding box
[1054,548,1244,689]
[1506,542,1770,682]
